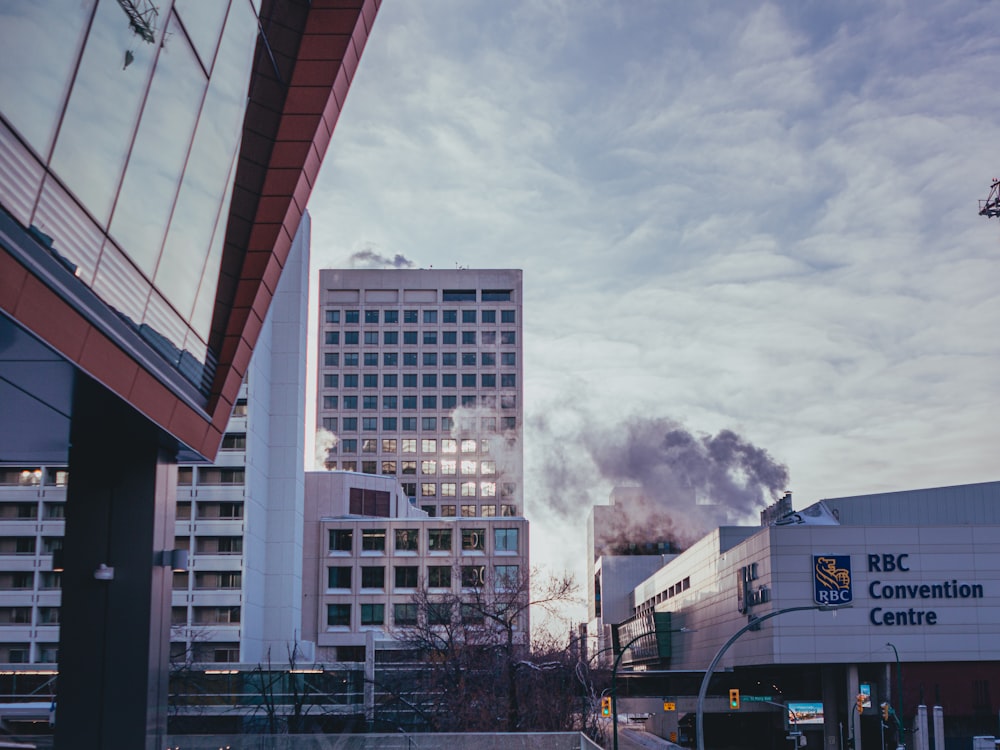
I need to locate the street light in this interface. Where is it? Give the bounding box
[611,626,692,750]
[885,642,904,746]
[696,604,851,750]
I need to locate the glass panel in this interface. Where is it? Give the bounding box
[0,2,96,156]
[156,0,256,324]
[50,0,161,225]
[173,0,230,72]
[110,14,206,278]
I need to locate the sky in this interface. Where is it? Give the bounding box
[305,0,1000,628]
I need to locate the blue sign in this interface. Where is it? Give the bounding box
[813,555,853,604]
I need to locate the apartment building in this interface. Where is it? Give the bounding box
[316,269,524,520]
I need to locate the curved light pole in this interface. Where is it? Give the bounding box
[612,627,692,750]
[696,604,851,750]
[885,642,904,745]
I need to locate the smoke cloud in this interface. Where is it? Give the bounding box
[315,428,338,470]
[348,245,415,269]
[529,405,788,552]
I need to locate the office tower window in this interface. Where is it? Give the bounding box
[341,439,357,452]
[422,395,437,410]
[481,374,496,387]
[501,352,516,366]
[360,604,384,626]
[382,439,397,452]
[395,529,418,552]
[462,528,485,551]
[494,528,517,552]
[462,310,476,322]
[327,604,350,627]
[442,374,456,388]
[462,565,485,588]
[423,310,437,324]
[443,310,457,323]
[428,602,452,625]
[483,290,513,302]
[461,604,485,624]
[324,331,340,345]
[395,566,418,588]
[501,310,515,323]
[364,331,378,345]
[344,375,358,388]
[394,603,417,625]
[361,566,385,589]
[323,374,339,388]
[462,331,476,345]
[402,440,417,453]
[403,374,417,387]
[345,331,359,345]
[328,566,351,589]
[330,529,353,552]
[502,417,517,430]
[441,504,457,517]
[363,395,378,409]
[384,330,398,344]
[441,482,457,496]
[501,374,516,387]
[481,417,496,431]
[442,352,457,365]
[443,331,457,345]
[423,352,437,366]
[403,352,418,365]
[404,310,418,323]
[324,353,339,366]
[361,530,385,551]
[362,418,377,431]
[382,461,396,475]
[481,482,496,497]
[422,417,437,430]
[342,418,358,432]
[421,482,436,497]
[481,352,496,366]
[441,461,456,476]
[501,331,516,345]
[384,352,398,366]
[322,396,338,409]
[482,331,497,345]
[428,529,452,552]
[422,374,437,388]
[495,565,519,590]
[442,439,457,453]
[442,395,457,409]
[385,310,399,324]
[461,439,477,453]
[427,566,450,588]
[501,504,517,517]
[364,353,378,367]
[423,331,437,345]
[401,483,416,497]
[482,310,496,323]
[344,353,358,366]
[365,310,379,323]
[421,460,437,474]
[501,395,516,409]
[383,375,398,389]
[461,482,476,498]
[422,505,437,517]
[461,353,476,366]
[403,332,417,345]
[401,461,417,475]
[461,504,476,517]
[342,461,357,471]
[382,417,397,430]
[461,374,476,388]
[421,438,437,452]
[461,460,477,475]
[402,418,417,431]
[325,310,340,323]
[346,311,360,323]
[403,396,417,410]
[481,504,496,517]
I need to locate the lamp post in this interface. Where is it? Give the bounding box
[885,642,904,747]
[611,627,692,750]
[696,604,851,750]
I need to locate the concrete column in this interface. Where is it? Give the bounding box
[848,665,863,750]
[932,706,944,750]
[55,375,176,750]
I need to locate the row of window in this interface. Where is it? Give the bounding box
[325,306,515,325]
[321,415,513,434]
[0,537,62,555]
[322,371,517,388]
[420,503,518,518]
[0,606,60,625]
[327,563,520,597]
[326,586,518,629]
[0,572,61,590]
[0,502,65,520]
[323,330,517,347]
[329,527,518,554]
[176,467,245,486]
[322,351,517,367]
[324,438,495,455]
[0,468,68,487]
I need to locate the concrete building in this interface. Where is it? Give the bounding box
[316,269,524,519]
[0,2,378,743]
[607,482,1000,750]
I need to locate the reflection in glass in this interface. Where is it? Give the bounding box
[0,2,95,157]
[173,0,230,72]
[157,0,257,331]
[110,14,206,279]
[49,0,158,225]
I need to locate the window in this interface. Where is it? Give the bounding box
[441,460,457,476]
[403,374,417,387]
[481,481,496,497]
[382,439,397,452]
[501,310,515,323]
[442,331,457,345]
[461,353,477,366]
[482,330,497,345]
[428,602,452,625]
[342,439,359,454]
[384,352,398,366]
[423,352,437,366]
[501,373,516,387]
[482,309,496,323]
[383,417,397,430]
[324,353,339,366]
[501,331,516,345]
[360,603,385,626]
[343,310,359,323]
[501,503,518,517]
[461,374,476,388]
[421,460,437,474]
[421,482,436,496]
[462,565,485,588]
[395,529,418,552]
[403,396,417,409]
[327,604,350,627]
[323,374,339,388]
[342,461,357,471]
[424,330,438,344]
[395,566,418,588]
[501,352,516,366]
[382,460,397,474]
[402,439,417,452]
[384,330,398,344]
[324,331,340,345]
[325,310,340,323]
[441,482,457,496]
[363,310,379,324]
[461,603,485,625]
[481,504,496,516]
[364,331,378,345]
[462,331,476,345]
[403,352,418,366]
[481,374,496,387]
[481,460,496,475]
[442,395,457,409]
[423,374,438,388]
[428,566,451,588]
[402,418,417,431]
[361,566,385,589]
[344,331,359,345]
[462,310,477,322]
[394,603,417,626]
[443,310,457,323]
[428,529,452,552]
[403,332,418,345]
[328,566,351,589]
[363,418,377,431]
[342,418,358,432]
[442,374,457,388]
[198,468,245,485]
[383,394,397,408]
[422,505,436,517]
[423,310,437,324]
[322,396,338,409]
[232,398,248,416]
[462,529,486,551]
[344,374,358,388]
[364,352,379,367]
[385,310,399,324]
[461,460,477,476]
[481,417,496,431]
[329,529,353,552]
[461,503,476,517]
[495,565,520,590]
[362,529,386,551]
[481,352,496,366]
[344,353,358,366]
[502,417,517,431]
[363,395,378,409]
[441,504,457,517]
[401,461,417,475]
[501,395,516,409]
[422,418,438,431]
[495,528,519,552]
[404,310,418,323]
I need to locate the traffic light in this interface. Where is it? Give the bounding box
[601,696,612,717]
[729,689,740,710]
[856,693,865,714]
[881,702,889,721]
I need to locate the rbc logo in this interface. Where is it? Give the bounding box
[813,555,853,604]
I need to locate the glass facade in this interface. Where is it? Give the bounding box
[0,0,258,395]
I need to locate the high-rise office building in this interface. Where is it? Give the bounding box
[316,269,524,519]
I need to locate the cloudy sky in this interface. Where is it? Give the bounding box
[306,1,1000,624]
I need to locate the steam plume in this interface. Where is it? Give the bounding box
[315,428,338,470]
[348,245,414,269]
